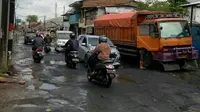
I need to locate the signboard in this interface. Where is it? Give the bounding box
[17,18,22,23]
[105,7,135,14]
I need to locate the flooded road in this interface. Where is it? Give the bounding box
[1,36,200,112]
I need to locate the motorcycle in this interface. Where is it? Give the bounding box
[87,54,116,88]
[65,51,79,69]
[33,47,44,63]
[44,43,51,53]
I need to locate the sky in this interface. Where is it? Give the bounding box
[16,0,77,21]
[16,0,198,21]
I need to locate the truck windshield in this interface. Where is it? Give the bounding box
[57,33,70,39]
[159,21,190,38]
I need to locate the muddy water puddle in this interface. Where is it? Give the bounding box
[114,76,136,84]
[50,60,66,66]
[27,83,59,91]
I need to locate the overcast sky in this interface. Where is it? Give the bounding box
[16,0,77,21]
[16,0,197,21]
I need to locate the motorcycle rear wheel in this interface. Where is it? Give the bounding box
[103,74,112,88]
[87,67,93,82]
[71,63,76,69]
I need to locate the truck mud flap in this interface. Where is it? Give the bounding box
[161,63,180,71]
[181,60,199,70]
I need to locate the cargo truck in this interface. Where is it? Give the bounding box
[94,11,198,71]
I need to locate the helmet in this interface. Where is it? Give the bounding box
[70,33,76,39]
[99,36,107,43]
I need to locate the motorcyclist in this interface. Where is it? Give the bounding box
[64,33,79,61]
[88,36,111,73]
[32,32,45,55]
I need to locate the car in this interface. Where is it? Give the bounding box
[24,32,35,45]
[78,35,121,68]
[55,31,73,52]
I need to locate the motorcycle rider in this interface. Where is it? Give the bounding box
[88,36,111,73]
[64,33,79,61]
[32,32,45,56]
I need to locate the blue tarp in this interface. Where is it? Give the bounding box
[191,27,200,57]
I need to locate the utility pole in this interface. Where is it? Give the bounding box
[1,0,10,70]
[8,0,15,67]
[55,2,57,18]
[44,16,46,31]
[0,0,2,56]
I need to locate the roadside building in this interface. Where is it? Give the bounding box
[69,0,138,35]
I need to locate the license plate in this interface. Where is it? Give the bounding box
[179,55,187,59]
[57,48,62,50]
[72,58,79,62]
[109,73,116,79]
[107,70,116,74]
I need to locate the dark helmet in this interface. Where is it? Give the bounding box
[99,36,107,43]
[70,33,76,39]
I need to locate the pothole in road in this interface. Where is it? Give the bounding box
[27,83,59,91]
[22,75,34,82]
[15,58,33,66]
[114,76,136,84]
[14,104,39,108]
[47,99,69,105]
[51,76,65,83]
[50,60,66,66]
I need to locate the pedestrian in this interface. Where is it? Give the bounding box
[44,34,52,44]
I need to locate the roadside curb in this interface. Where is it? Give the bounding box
[0,75,26,85]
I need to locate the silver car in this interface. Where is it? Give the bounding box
[78,35,120,68]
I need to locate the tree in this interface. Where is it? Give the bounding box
[26,15,38,23]
[137,0,170,12]
[167,0,188,15]
[137,0,188,15]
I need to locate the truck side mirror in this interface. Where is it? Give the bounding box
[153,25,158,32]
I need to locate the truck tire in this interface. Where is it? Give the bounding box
[144,52,153,68]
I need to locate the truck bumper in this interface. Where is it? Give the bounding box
[153,50,198,62]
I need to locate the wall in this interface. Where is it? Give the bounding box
[85,9,97,26]
[69,13,80,24]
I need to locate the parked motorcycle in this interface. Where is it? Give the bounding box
[33,47,44,63]
[87,55,116,88]
[65,51,79,69]
[44,44,51,53]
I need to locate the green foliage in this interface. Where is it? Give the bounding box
[167,0,188,15]
[137,0,188,15]
[137,0,170,12]
[26,15,38,23]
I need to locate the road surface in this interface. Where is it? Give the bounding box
[1,36,200,112]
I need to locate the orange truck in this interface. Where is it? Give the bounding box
[94,11,198,71]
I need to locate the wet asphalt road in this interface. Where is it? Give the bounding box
[1,36,200,112]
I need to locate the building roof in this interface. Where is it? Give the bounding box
[69,0,83,7]
[181,1,200,7]
[61,8,75,16]
[82,0,137,8]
